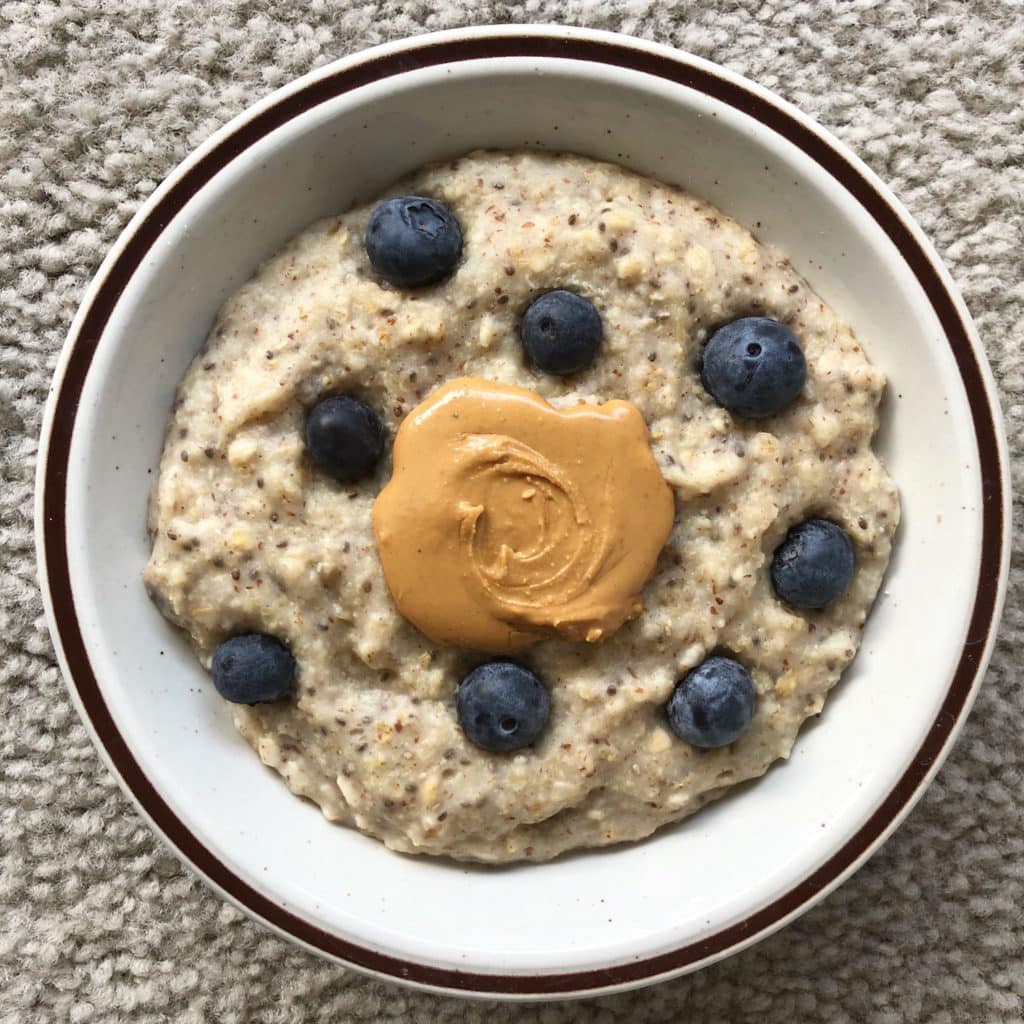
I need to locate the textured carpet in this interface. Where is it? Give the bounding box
[2,2,1021,1021]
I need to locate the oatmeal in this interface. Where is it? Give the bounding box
[144,150,899,862]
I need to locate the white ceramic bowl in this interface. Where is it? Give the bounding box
[36,26,1011,1000]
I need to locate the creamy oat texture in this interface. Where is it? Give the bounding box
[145,150,899,863]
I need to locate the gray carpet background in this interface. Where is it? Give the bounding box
[1,1,1021,1020]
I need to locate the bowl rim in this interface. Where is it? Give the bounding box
[34,24,1012,1000]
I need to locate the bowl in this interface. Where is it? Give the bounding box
[35,25,1011,999]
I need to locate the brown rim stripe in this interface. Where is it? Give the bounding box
[42,34,1005,996]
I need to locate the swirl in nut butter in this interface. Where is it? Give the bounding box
[372,377,675,653]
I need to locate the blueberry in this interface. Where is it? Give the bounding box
[666,656,756,749]
[305,395,385,482]
[456,661,550,753]
[521,290,603,375]
[771,518,855,609]
[211,633,296,704]
[701,316,806,418]
[364,196,462,289]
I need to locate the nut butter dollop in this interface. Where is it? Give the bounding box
[373,377,674,653]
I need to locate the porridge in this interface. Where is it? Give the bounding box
[144,150,899,862]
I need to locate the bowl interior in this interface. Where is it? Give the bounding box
[62,57,982,976]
